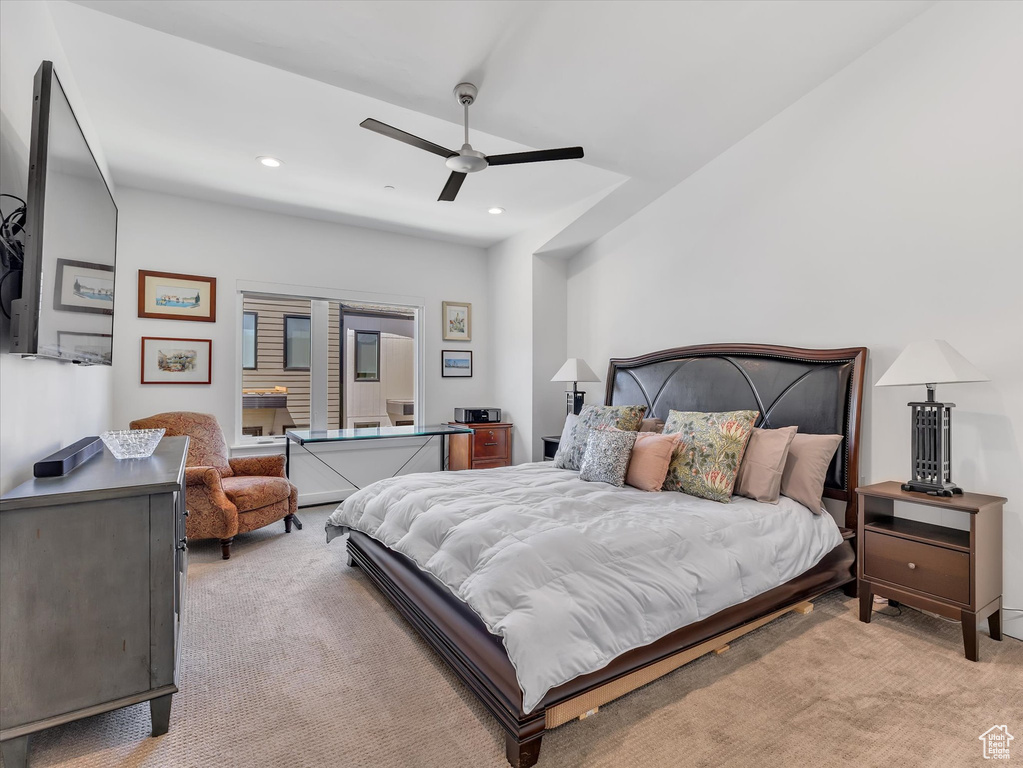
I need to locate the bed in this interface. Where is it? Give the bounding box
[326,343,866,767]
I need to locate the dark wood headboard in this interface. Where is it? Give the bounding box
[605,343,867,529]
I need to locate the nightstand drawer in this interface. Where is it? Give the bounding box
[863,531,970,604]
[474,428,508,460]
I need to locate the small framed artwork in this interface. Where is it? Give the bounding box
[57,331,112,365]
[441,349,473,378]
[138,270,217,322]
[53,259,114,315]
[141,336,212,384]
[442,301,471,341]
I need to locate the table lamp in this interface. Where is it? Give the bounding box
[551,358,599,415]
[875,340,989,496]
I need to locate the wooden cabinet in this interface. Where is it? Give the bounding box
[856,481,1004,661]
[0,437,189,767]
[447,422,512,470]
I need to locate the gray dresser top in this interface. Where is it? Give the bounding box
[1,437,189,511]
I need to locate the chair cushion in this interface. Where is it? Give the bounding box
[221,476,291,512]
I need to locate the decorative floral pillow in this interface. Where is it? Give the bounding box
[661,410,759,502]
[554,404,647,471]
[580,428,637,487]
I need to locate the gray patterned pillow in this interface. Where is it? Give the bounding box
[554,404,647,471]
[580,428,637,486]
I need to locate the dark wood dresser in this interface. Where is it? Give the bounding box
[856,481,1004,661]
[447,422,512,470]
[0,437,189,767]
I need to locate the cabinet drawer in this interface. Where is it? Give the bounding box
[473,458,510,470]
[474,428,508,459]
[864,531,969,604]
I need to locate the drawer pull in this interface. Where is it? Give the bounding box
[484,442,498,447]
[907,562,916,570]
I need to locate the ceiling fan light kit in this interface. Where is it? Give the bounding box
[360,82,584,202]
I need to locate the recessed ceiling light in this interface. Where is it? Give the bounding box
[488,207,505,215]
[383,185,395,191]
[257,156,282,168]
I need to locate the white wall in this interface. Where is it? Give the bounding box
[0,0,114,495]
[531,255,570,455]
[489,190,616,462]
[108,186,492,502]
[489,229,539,464]
[567,1,1023,637]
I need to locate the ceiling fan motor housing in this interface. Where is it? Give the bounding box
[447,145,487,173]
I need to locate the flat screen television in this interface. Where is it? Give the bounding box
[10,60,117,364]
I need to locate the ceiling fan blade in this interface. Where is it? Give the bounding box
[360,118,456,158]
[485,147,584,166]
[438,171,467,202]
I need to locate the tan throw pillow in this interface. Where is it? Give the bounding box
[780,433,844,514]
[662,410,759,502]
[626,432,680,492]
[734,426,798,503]
[639,418,665,433]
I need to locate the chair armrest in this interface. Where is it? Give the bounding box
[229,455,286,478]
[185,466,224,489]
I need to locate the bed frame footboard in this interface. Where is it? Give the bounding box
[346,530,855,768]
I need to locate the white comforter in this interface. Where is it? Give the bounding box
[327,463,842,713]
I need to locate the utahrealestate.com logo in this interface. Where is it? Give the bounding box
[979,726,1014,760]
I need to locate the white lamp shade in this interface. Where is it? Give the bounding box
[875,340,989,387]
[551,358,599,383]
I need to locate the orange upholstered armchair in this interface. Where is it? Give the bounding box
[130,412,298,559]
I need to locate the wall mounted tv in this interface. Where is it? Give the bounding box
[10,60,117,364]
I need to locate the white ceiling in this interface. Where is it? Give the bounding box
[55,0,933,249]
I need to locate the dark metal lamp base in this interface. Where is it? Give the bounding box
[566,390,586,416]
[901,480,963,497]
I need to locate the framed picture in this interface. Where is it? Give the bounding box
[57,331,112,365]
[53,259,114,315]
[441,349,473,378]
[141,336,212,384]
[138,270,217,322]
[442,301,471,341]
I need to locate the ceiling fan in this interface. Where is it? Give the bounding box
[360,83,584,202]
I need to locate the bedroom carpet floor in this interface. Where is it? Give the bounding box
[7,504,1021,768]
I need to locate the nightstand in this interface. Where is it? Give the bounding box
[447,423,512,470]
[541,436,560,462]
[856,481,1005,661]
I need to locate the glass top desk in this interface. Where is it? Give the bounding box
[284,425,475,522]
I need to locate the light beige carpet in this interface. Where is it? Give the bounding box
[6,505,1021,768]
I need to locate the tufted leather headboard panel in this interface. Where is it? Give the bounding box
[606,344,867,528]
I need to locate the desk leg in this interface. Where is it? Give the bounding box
[441,434,446,471]
[284,438,303,529]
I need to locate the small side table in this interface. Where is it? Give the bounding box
[541,436,560,462]
[447,423,513,470]
[856,481,1005,661]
